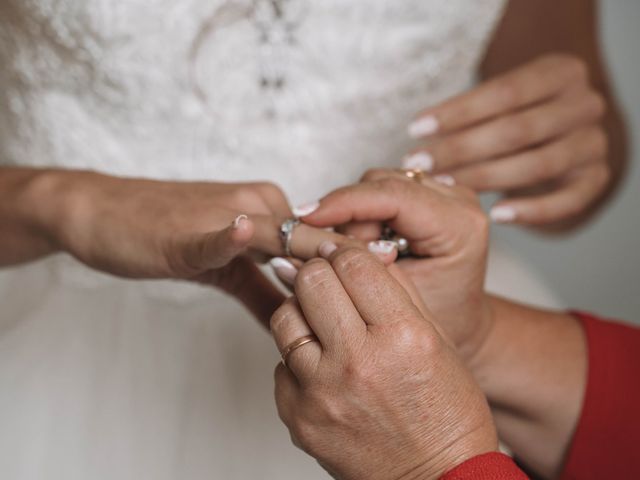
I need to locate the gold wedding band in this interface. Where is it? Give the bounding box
[280,334,318,368]
[402,168,426,183]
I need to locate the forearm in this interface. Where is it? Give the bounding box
[468,296,587,479]
[0,167,78,266]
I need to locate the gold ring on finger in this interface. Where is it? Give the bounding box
[280,334,319,368]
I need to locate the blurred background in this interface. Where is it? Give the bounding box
[493,0,640,322]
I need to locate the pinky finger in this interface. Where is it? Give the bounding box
[491,163,610,226]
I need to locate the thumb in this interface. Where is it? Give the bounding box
[175,215,255,276]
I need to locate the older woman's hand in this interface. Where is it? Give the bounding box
[405,54,609,227]
[271,244,497,480]
[34,169,347,326]
[296,171,491,363]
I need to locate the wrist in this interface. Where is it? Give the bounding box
[463,295,504,382]
[396,417,499,480]
[455,293,496,370]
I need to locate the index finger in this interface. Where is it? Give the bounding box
[249,215,354,260]
[409,55,585,136]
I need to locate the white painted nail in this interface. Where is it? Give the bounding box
[293,201,320,218]
[490,206,517,224]
[402,152,434,172]
[319,241,338,259]
[433,175,456,187]
[270,257,298,284]
[368,240,397,255]
[233,214,249,228]
[408,116,439,138]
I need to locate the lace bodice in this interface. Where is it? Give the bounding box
[0,0,507,204]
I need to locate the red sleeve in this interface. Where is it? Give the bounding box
[560,312,640,480]
[440,452,528,479]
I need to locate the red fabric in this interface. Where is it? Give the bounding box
[443,312,640,480]
[560,312,640,480]
[440,452,528,479]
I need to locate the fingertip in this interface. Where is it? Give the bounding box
[489,205,518,224]
[408,115,440,139]
[367,240,398,265]
[270,257,299,286]
[318,241,338,259]
[231,214,255,243]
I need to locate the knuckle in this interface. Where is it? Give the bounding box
[548,54,589,83]
[296,258,332,289]
[331,247,372,276]
[289,416,315,451]
[312,391,348,425]
[563,56,589,82]
[390,322,439,356]
[360,168,389,183]
[269,299,296,333]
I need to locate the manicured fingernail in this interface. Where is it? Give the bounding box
[319,241,338,259]
[293,201,320,218]
[233,214,249,228]
[433,174,456,187]
[408,116,439,138]
[270,257,298,284]
[490,206,517,224]
[402,152,434,172]
[368,240,397,255]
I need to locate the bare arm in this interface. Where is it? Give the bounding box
[482,0,628,230]
[0,167,65,266]
[469,297,588,479]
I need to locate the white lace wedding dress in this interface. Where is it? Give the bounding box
[0,1,560,479]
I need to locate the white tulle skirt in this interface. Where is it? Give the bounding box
[0,241,560,480]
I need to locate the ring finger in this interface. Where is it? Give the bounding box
[270,297,322,382]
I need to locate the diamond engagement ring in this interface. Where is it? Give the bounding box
[279,218,301,257]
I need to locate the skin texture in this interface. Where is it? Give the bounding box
[406,0,627,229]
[298,173,587,479]
[300,169,493,363]
[0,167,351,327]
[271,245,498,480]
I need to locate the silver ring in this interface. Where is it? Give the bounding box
[280,218,301,257]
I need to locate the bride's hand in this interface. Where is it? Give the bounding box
[405,54,609,227]
[37,170,346,325]
[296,170,492,363]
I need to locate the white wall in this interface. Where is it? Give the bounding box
[492,0,640,322]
